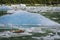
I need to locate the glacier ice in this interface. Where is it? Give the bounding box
[0,11,60,28]
[0,5,13,11]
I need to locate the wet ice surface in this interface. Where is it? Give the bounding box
[0,10,60,28]
[0,5,13,11]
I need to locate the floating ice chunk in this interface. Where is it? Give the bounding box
[0,31,32,38]
[0,11,60,29]
[0,5,13,11]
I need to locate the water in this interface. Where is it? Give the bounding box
[40,12,60,23]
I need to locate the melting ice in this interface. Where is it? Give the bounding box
[0,5,13,11]
[0,10,60,28]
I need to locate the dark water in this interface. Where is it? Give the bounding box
[0,11,7,16]
[0,32,49,40]
[40,12,60,23]
[0,36,34,40]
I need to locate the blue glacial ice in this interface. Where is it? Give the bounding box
[0,5,13,11]
[0,11,60,28]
